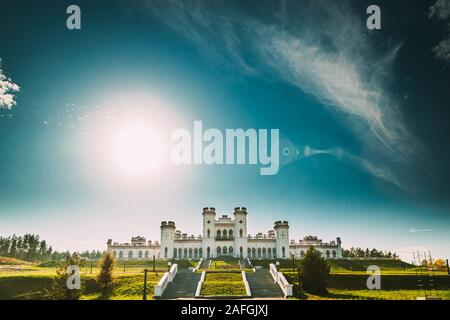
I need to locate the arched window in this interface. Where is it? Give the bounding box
[138,251,143,259]
[252,248,256,259]
[217,246,221,255]
[326,250,330,258]
[217,230,221,238]
[184,248,187,259]
[174,249,177,258]
[222,230,227,239]
[194,248,198,259]
[258,248,262,258]
[282,247,286,258]
[207,229,211,238]
[273,248,277,258]
[199,248,202,257]
[262,248,266,258]
[164,247,168,258]
[119,251,123,259]
[247,248,251,258]
[189,248,193,258]
[178,248,182,259]
[332,250,337,259]
[300,250,305,258]
[268,247,272,258]
[223,246,227,254]
[229,229,233,237]
[128,251,133,259]
[240,229,243,238]
[229,246,233,255]
[145,251,149,258]
[207,247,211,258]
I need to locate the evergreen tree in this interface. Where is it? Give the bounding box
[97,252,116,290]
[47,253,85,300]
[299,246,330,294]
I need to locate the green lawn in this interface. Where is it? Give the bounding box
[0,263,163,300]
[304,289,450,300]
[199,271,247,296]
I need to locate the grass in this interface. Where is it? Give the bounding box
[200,272,246,296]
[0,257,32,265]
[0,261,164,300]
[303,289,450,300]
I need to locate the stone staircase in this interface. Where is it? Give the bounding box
[161,270,201,299]
[246,269,285,298]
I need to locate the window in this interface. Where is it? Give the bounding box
[217,246,221,255]
[326,250,330,258]
[223,246,227,254]
[282,247,285,258]
[189,248,192,258]
[207,247,210,258]
[184,248,187,258]
[258,248,262,258]
[240,229,243,238]
[145,251,149,258]
[229,229,233,237]
[178,248,182,258]
[268,248,272,258]
[300,250,304,258]
[199,248,202,257]
[207,229,210,238]
[128,251,133,259]
[262,248,266,258]
[332,250,337,258]
[217,230,221,237]
[138,251,143,259]
[194,248,198,259]
[229,246,233,255]
[119,251,123,259]
[164,247,168,258]
[273,248,277,258]
[174,249,177,258]
[240,247,243,258]
[222,230,227,239]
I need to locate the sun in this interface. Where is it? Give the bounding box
[109,122,166,178]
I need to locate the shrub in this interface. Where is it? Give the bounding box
[299,246,330,294]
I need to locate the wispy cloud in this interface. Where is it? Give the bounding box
[141,0,428,191]
[0,59,20,110]
[429,0,450,62]
[408,228,433,233]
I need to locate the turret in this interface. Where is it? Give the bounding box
[234,207,248,258]
[202,207,216,258]
[274,221,289,259]
[160,221,176,259]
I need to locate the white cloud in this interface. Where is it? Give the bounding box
[0,60,20,109]
[429,0,450,62]
[142,0,428,191]
[408,228,433,233]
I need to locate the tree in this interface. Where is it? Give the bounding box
[47,253,86,300]
[97,252,116,290]
[299,246,330,294]
[434,259,446,269]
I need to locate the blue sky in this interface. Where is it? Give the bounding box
[0,0,449,261]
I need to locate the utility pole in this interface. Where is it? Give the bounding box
[153,255,156,273]
[447,259,450,275]
[143,269,148,300]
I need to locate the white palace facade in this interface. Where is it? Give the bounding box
[107,207,342,260]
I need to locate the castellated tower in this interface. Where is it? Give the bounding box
[202,207,216,258]
[274,221,289,259]
[233,207,248,258]
[160,221,176,259]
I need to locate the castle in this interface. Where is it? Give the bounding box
[107,207,342,260]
